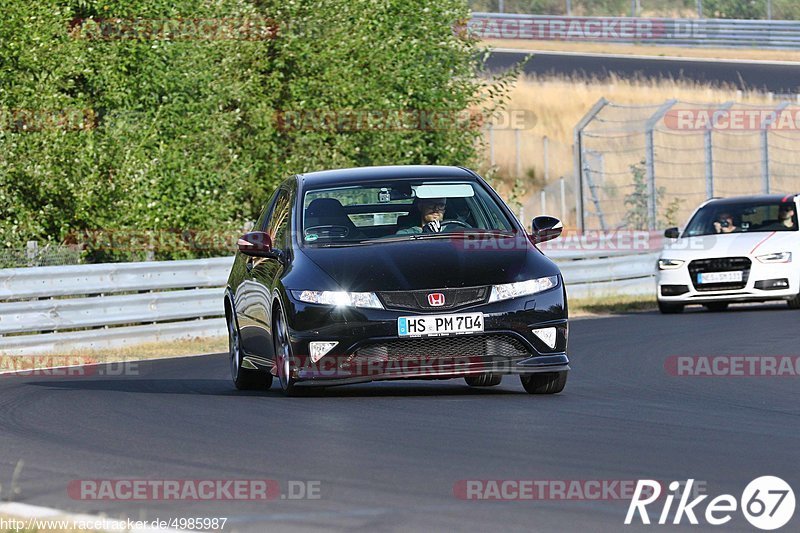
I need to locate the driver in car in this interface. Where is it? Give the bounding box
[396,198,449,234]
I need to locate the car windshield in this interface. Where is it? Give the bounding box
[683,201,798,237]
[301,180,516,244]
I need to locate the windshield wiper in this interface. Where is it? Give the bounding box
[412,230,516,240]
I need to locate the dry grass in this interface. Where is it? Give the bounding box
[484,39,800,63]
[570,294,657,316]
[481,74,797,226]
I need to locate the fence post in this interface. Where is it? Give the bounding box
[705,101,734,199]
[26,241,39,267]
[696,0,703,18]
[499,0,504,14]
[515,128,522,178]
[489,123,495,168]
[540,190,547,215]
[573,98,608,231]
[560,177,567,222]
[760,102,790,194]
[645,99,677,231]
[566,0,572,16]
[543,136,550,183]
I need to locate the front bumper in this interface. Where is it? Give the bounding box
[274,284,569,386]
[657,258,799,305]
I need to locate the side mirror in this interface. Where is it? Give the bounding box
[664,227,680,239]
[530,216,563,244]
[237,231,275,257]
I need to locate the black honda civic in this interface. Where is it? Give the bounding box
[224,165,569,396]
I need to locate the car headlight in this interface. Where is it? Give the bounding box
[488,276,558,303]
[756,252,792,264]
[291,290,384,309]
[658,259,685,270]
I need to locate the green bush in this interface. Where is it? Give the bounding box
[1,0,505,260]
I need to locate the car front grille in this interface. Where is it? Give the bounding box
[688,257,751,291]
[378,286,490,312]
[345,334,530,367]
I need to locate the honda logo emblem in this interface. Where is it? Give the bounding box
[427,293,445,306]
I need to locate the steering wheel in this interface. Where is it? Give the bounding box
[304,225,350,240]
[440,219,471,230]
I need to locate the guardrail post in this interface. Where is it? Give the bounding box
[515,129,522,177]
[573,98,608,231]
[566,0,572,16]
[760,102,790,194]
[644,99,677,231]
[560,176,567,222]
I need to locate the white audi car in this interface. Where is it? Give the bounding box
[657,194,799,313]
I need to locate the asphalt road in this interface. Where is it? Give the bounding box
[486,49,800,94]
[1,304,798,532]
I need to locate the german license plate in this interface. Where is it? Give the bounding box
[397,312,484,337]
[697,271,743,284]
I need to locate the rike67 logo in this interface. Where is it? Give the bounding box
[626,477,795,530]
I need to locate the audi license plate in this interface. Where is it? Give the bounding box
[398,312,484,337]
[697,271,743,284]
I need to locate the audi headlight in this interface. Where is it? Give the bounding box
[756,252,792,264]
[291,290,384,309]
[488,276,558,303]
[658,259,685,270]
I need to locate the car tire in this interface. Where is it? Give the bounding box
[229,316,272,390]
[658,300,684,314]
[273,307,302,397]
[520,371,567,394]
[788,293,800,309]
[465,373,502,387]
[703,302,729,312]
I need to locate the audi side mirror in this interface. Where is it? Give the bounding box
[530,216,563,244]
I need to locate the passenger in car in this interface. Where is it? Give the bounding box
[758,203,797,231]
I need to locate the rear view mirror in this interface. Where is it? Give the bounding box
[530,216,563,244]
[664,227,680,239]
[237,231,275,257]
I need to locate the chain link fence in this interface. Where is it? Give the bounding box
[0,242,84,269]
[575,98,800,230]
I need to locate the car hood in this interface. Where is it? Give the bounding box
[298,237,560,292]
[662,231,797,260]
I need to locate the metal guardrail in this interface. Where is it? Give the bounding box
[0,252,656,355]
[470,13,800,49]
[0,257,234,355]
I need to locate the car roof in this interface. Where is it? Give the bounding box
[705,194,798,206]
[297,165,477,189]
